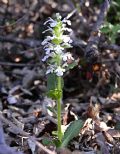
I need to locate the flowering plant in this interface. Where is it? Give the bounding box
[42,13,74,142]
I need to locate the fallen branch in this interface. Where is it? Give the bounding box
[85,0,110,62]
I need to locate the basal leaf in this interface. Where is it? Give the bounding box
[61,120,84,147]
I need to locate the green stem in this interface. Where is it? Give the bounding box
[57,76,62,142]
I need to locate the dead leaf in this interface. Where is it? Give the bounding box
[63,104,78,125]
[87,102,100,120]
[107,129,120,138]
[103,131,115,144]
[95,121,110,132]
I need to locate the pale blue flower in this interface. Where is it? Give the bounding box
[41,36,54,45]
[44,45,54,54]
[46,65,55,74]
[44,17,58,27]
[55,66,65,76]
[42,54,50,62]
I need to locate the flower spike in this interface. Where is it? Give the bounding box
[42,13,73,76]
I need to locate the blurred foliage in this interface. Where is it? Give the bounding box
[100,0,120,43]
[96,0,104,4]
[107,0,120,23]
[100,22,120,43]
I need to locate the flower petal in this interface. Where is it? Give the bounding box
[46,65,55,74]
[55,66,65,76]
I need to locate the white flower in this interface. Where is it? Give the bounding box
[62,62,68,68]
[62,27,72,32]
[46,65,55,74]
[62,18,71,25]
[42,48,55,61]
[45,48,51,55]
[55,66,65,76]
[54,45,64,54]
[56,13,62,20]
[43,42,53,49]
[62,53,74,61]
[41,36,54,45]
[50,21,57,27]
[62,23,72,32]
[44,17,58,27]
[41,38,50,46]
[62,35,72,43]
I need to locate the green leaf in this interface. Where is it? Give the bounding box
[100,22,113,33]
[61,120,84,147]
[53,138,61,147]
[54,21,62,35]
[47,73,58,92]
[112,24,120,33]
[97,0,104,4]
[112,1,120,7]
[52,38,63,44]
[42,138,53,145]
[61,44,72,49]
[100,22,120,43]
[109,24,120,43]
[110,33,116,43]
[52,130,58,136]
[47,73,64,100]
[100,26,111,33]
[67,60,78,70]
